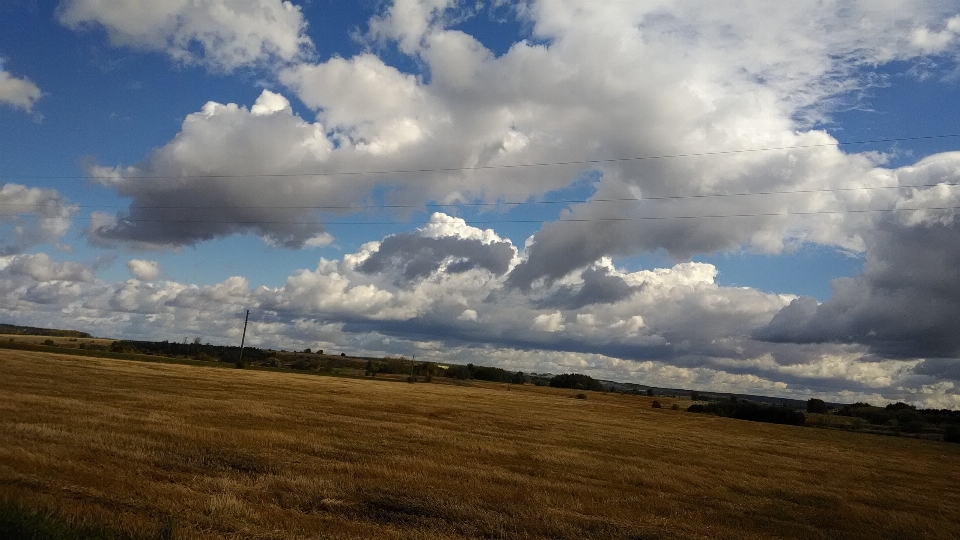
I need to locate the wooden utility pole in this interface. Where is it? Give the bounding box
[237,310,250,366]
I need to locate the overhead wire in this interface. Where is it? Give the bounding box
[42,205,960,226]
[3,133,959,181]
[2,132,959,224]
[1,182,959,212]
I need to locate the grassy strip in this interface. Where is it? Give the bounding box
[0,341,227,369]
[0,499,174,540]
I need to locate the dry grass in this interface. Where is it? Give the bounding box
[1,350,958,540]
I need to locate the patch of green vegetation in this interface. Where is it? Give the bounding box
[0,341,226,368]
[0,324,91,338]
[0,499,174,540]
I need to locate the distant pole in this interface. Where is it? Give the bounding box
[238,310,250,365]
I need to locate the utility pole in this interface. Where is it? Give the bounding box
[237,310,250,367]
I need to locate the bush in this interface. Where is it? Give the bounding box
[549,373,604,391]
[0,499,174,540]
[43,339,55,346]
[575,393,587,400]
[686,400,805,426]
[651,400,662,409]
[807,398,829,414]
[902,420,924,434]
[671,404,680,411]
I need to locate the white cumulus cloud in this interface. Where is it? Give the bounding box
[0,63,41,112]
[57,0,312,71]
[127,259,161,281]
[0,184,76,254]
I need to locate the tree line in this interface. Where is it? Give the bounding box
[687,397,806,426]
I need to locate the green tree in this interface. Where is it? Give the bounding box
[807,398,829,414]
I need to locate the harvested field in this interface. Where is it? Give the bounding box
[1,349,958,539]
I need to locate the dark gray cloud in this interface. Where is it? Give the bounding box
[92,202,327,250]
[535,266,639,310]
[85,91,342,250]
[913,358,960,381]
[755,217,960,358]
[358,233,515,283]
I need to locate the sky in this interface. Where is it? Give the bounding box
[3,0,960,408]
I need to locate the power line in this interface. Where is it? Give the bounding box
[63,205,960,226]
[4,133,959,181]
[1,181,958,212]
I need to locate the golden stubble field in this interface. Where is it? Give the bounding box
[1,350,958,540]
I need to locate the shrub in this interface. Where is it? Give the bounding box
[575,393,587,400]
[652,400,662,409]
[671,404,680,411]
[686,400,805,426]
[291,358,319,370]
[549,373,603,391]
[807,398,829,414]
[43,339,55,346]
[902,420,924,434]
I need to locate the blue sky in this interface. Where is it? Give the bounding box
[3,1,960,407]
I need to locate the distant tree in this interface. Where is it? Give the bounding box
[549,373,603,391]
[945,424,960,444]
[511,371,528,385]
[690,391,700,401]
[471,365,510,382]
[646,389,655,397]
[886,402,915,411]
[445,364,471,379]
[304,348,312,354]
[341,352,346,357]
[807,398,829,414]
[687,400,805,426]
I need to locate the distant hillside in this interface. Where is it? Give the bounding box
[0,324,91,338]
